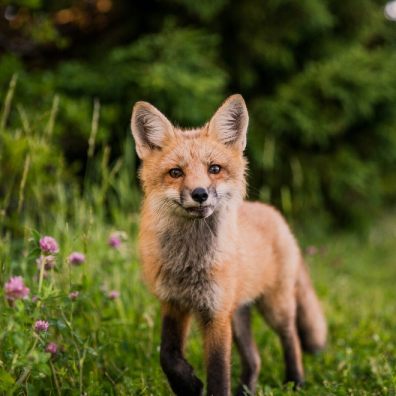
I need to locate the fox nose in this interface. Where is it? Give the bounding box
[191,187,208,203]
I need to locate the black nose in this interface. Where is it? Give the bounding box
[191,187,208,203]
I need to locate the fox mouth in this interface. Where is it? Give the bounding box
[185,206,212,217]
[174,201,214,219]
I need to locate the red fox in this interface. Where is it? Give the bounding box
[130,94,327,396]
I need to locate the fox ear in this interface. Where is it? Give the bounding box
[131,101,174,159]
[208,94,249,150]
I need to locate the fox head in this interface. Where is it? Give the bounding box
[131,94,248,220]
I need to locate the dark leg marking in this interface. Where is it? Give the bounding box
[203,316,232,396]
[256,295,305,389]
[206,345,230,396]
[280,328,305,388]
[232,306,261,396]
[160,314,203,396]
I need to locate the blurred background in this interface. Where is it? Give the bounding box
[2,2,396,394]
[1,0,396,233]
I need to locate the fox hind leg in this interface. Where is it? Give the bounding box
[232,305,261,395]
[256,293,304,388]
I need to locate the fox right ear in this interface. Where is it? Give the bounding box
[131,102,174,159]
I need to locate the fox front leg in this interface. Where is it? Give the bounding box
[160,306,203,396]
[203,314,233,396]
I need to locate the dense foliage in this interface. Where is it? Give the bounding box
[1,0,396,229]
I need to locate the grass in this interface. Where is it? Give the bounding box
[1,202,396,395]
[1,80,396,395]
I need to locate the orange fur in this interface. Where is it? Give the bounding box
[131,95,326,396]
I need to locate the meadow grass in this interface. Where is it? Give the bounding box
[1,82,395,395]
[1,195,396,395]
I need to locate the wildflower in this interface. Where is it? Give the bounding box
[69,291,79,300]
[32,295,39,303]
[46,342,58,355]
[4,276,30,302]
[108,233,122,249]
[34,320,49,333]
[36,255,56,270]
[39,236,59,255]
[306,245,319,256]
[68,252,85,266]
[108,290,120,300]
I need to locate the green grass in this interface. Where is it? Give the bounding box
[1,82,395,395]
[1,202,396,395]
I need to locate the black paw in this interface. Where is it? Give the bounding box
[191,376,204,396]
[170,375,203,396]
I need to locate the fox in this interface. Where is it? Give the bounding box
[130,94,327,396]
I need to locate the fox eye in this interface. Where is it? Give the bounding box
[208,164,221,174]
[169,168,184,178]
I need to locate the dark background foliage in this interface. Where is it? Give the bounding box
[1,0,396,230]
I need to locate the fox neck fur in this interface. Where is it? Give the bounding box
[142,198,240,316]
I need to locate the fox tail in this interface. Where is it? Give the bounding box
[296,260,327,353]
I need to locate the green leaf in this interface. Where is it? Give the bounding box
[31,229,41,244]
[0,369,15,391]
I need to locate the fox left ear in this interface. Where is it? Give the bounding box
[208,94,249,150]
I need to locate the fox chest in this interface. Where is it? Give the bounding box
[155,221,220,314]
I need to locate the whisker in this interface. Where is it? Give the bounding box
[202,217,216,241]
